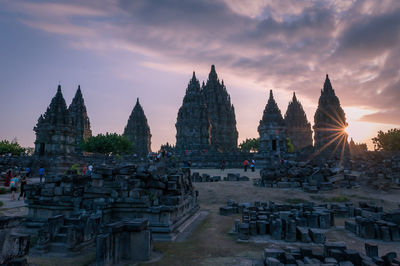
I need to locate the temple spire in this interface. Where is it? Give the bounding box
[284,92,312,150]
[323,74,334,94]
[69,85,92,152]
[123,99,152,156]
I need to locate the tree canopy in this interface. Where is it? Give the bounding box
[81,133,133,154]
[372,128,400,151]
[0,139,25,155]
[239,138,259,152]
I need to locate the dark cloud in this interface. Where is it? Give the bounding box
[5,0,400,126]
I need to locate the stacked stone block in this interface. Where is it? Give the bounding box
[261,241,400,266]
[226,201,334,243]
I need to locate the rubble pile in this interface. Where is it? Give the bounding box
[260,241,400,266]
[345,203,400,242]
[224,201,334,243]
[0,216,30,265]
[192,172,249,182]
[23,158,198,257]
[255,161,360,192]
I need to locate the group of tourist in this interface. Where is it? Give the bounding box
[3,165,49,201]
[243,159,256,172]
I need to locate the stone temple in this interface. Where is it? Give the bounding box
[314,75,348,151]
[284,92,313,151]
[34,85,76,156]
[258,90,287,162]
[175,72,211,152]
[123,98,152,157]
[68,85,92,152]
[201,65,238,152]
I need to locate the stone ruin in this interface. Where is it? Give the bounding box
[15,158,198,263]
[221,201,334,244]
[0,216,30,265]
[123,98,152,157]
[345,202,400,242]
[191,172,249,182]
[259,241,400,266]
[255,160,360,192]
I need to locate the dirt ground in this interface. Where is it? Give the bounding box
[142,168,400,266]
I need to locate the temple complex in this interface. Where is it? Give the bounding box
[284,92,313,151]
[258,90,287,162]
[313,75,348,152]
[123,98,152,157]
[68,85,92,152]
[201,65,238,152]
[33,85,76,156]
[175,72,211,152]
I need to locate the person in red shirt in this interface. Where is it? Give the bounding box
[243,160,249,172]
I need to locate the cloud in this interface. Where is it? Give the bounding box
[3,0,400,128]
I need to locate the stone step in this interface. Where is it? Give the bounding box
[54,233,67,243]
[49,242,68,253]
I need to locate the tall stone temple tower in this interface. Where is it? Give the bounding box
[202,65,238,152]
[68,85,92,152]
[284,92,313,151]
[313,75,348,149]
[175,72,211,152]
[258,90,287,158]
[34,85,76,156]
[123,98,152,157]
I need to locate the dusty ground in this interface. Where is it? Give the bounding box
[142,168,400,266]
[7,168,397,265]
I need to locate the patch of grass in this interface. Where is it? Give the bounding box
[0,187,10,194]
[310,195,350,203]
[328,195,350,203]
[285,198,308,204]
[309,195,325,201]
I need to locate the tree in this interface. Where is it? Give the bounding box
[239,138,259,152]
[0,139,25,155]
[81,133,133,154]
[372,128,400,151]
[286,138,294,153]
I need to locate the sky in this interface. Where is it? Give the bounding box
[1,0,399,151]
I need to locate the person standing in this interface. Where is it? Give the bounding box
[39,167,45,183]
[82,164,87,175]
[4,170,12,187]
[18,175,27,200]
[220,160,226,171]
[250,159,255,172]
[10,175,19,201]
[243,160,249,172]
[88,164,93,176]
[25,167,31,178]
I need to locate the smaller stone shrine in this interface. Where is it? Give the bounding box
[257,90,287,167]
[313,75,349,157]
[34,85,76,156]
[123,98,152,157]
[284,92,313,151]
[68,85,92,153]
